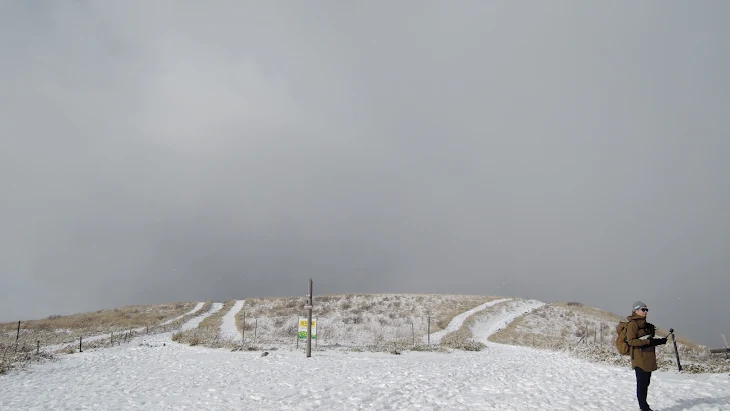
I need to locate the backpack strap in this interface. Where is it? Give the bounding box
[628,319,637,359]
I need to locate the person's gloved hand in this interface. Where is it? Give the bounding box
[651,337,668,346]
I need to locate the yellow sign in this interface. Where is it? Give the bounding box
[298,318,317,339]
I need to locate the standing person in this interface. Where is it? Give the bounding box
[626,301,667,411]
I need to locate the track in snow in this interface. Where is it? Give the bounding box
[180,302,224,332]
[44,302,206,352]
[160,302,205,326]
[470,299,546,343]
[425,298,512,344]
[220,300,245,341]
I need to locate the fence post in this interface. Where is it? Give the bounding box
[254,318,258,344]
[412,321,415,347]
[111,332,114,346]
[242,311,246,346]
[15,321,21,353]
[306,278,313,358]
[427,316,431,345]
[79,336,82,353]
[37,340,40,355]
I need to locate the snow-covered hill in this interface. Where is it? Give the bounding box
[2,295,729,410]
[4,294,728,375]
[487,300,730,374]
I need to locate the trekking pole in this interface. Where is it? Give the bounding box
[667,328,682,372]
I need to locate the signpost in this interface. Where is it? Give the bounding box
[306,279,313,357]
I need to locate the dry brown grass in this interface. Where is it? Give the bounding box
[439,326,486,351]
[198,300,235,331]
[173,301,235,348]
[432,296,503,332]
[0,302,198,351]
[0,302,196,334]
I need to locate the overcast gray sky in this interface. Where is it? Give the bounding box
[1,1,728,346]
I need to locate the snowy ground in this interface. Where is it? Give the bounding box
[2,300,729,410]
[220,300,245,341]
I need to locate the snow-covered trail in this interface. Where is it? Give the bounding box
[160,302,205,326]
[43,302,206,352]
[425,298,512,344]
[220,300,245,341]
[3,331,729,411]
[181,302,224,331]
[470,299,546,343]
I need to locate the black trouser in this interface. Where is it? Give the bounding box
[634,366,652,410]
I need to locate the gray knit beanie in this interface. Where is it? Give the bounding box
[632,301,647,311]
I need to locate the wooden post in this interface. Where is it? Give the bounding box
[427,316,431,345]
[306,278,313,358]
[37,340,40,355]
[79,336,82,353]
[600,324,604,344]
[15,321,21,353]
[111,332,114,346]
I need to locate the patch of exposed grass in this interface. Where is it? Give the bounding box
[1,342,58,374]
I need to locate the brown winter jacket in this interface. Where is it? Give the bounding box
[625,313,657,372]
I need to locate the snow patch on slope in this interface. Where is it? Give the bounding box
[220,300,245,341]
